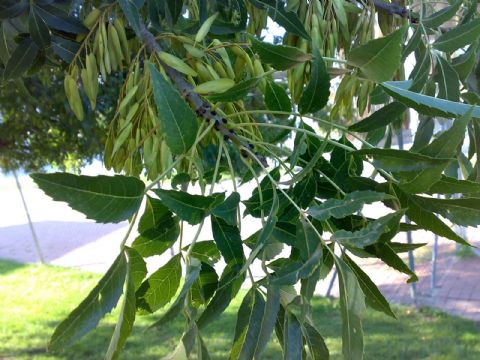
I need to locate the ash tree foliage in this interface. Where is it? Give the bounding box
[2,0,480,358]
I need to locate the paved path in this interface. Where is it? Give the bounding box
[1,172,479,322]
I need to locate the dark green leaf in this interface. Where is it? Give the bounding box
[433,18,480,52]
[332,211,404,249]
[298,46,330,114]
[295,218,320,261]
[29,5,51,48]
[335,255,365,360]
[208,77,261,102]
[381,81,480,118]
[191,262,218,306]
[136,255,182,313]
[148,63,199,155]
[49,253,127,351]
[51,35,80,63]
[197,262,244,329]
[283,311,303,359]
[434,56,460,101]
[31,173,145,223]
[153,189,224,225]
[265,80,292,113]
[393,185,469,245]
[118,0,142,36]
[250,36,312,70]
[185,240,222,265]
[355,148,452,172]
[428,175,480,195]
[124,247,147,290]
[211,192,240,226]
[307,191,392,221]
[0,0,28,19]
[105,253,136,360]
[150,261,202,328]
[230,288,266,359]
[422,0,462,28]
[343,254,395,318]
[271,245,322,285]
[370,243,417,282]
[253,284,281,359]
[301,322,330,360]
[3,38,39,80]
[132,196,180,257]
[35,5,87,34]
[452,43,478,81]
[211,216,245,265]
[349,102,407,133]
[414,196,480,228]
[347,26,407,82]
[272,222,297,246]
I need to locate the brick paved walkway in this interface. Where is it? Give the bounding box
[1,173,480,322]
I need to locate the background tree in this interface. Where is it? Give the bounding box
[1,0,480,359]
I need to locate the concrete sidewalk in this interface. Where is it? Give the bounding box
[1,173,479,322]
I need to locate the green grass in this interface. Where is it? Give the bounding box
[0,259,479,359]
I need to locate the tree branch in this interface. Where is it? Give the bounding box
[138,23,268,167]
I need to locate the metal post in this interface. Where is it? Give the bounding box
[326,269,337,297]
[431,234,438,295]
[397,128,417,301]
[13,171,45,264]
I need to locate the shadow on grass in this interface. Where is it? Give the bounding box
[0,258,25,275]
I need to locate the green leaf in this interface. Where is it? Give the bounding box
[148,63,199,155]
[136,255,182,313]
[393,185,469,245]
[420,109,473,158]
[150,261,202,328]
[433,18,480,52]
[271,245,323,285]
[265,80,292,113]
[211,216,245,265]
[307,191,392,221]
[118,0,142,36]
[153,189,224,225]
[48,253,127,351]
[283,311,303,359]
[29,5,51,48]
[370,243,418,282]
[3,38,39,80]
[349,102,407,133]
[335,255,365,360]
[381,81,480,118]
[343,254,395,318]
[452,43,478,81]
[132,196,180,257]
[31,173,145,223]
[35,5,87,34]
[347,26,407,82]
[211,192,240,226]
[124,247,147,290]
[105,253,136,360]
[191,262,218,306]
[332,211,404,249]
[428,175,480,195]
[185,240,222,265]
[295,218,320,261]
[298,46,330,114]
[250,0,310,39]
[208,77,261,102]
[197,262,245,329]
[434,56,460,101]
[230,288,266,360]
[51,35,80,63]
[253,284,281,359]
[422,0,462,28]
[301,322,330,360]
[414,196,480,228]
[250,36,312,70]
[0,0,28,19]
[355,148,452,172]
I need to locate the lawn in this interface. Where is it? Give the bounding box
[0,259,479,359]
